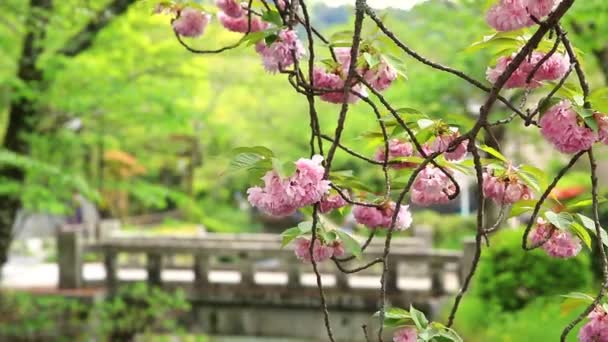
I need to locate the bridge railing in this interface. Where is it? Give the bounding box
[57,224,476,304]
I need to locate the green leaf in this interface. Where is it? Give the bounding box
[231,146,274,158]
[570,222,592,249]
[519,165,548,193]
[330,30,354,44]
[281,227,302,247]
[568,197,607,210]
[382,307,411,320]
[589,86,608,113]
[545,211,573,230]
[409,305,429,330]
[335,230,362,258]
[576,213,608,247]
[261,9,283,26]
[560,292,595,315]
[479,144,508,163]
[509,199,538,218]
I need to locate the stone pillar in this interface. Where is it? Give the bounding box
[98,219,120,241]
[194,254,209,288]
[286,258,300,288]
[147,253,162,287]
[460,237,477,284]
[104,251,118,294]
[57,225,83,289]
[239,254,254,286]
[430,261,445,296]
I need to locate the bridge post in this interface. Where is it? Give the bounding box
[336,271,349,290]
[460,237,477,283]
[413,225,433,247]
[194,254,209,288]
[104,250,118,294]
[147,253,163,287]
[430,261,445,296]
[286,258,300,288]
[57,225,83,289]
[239,253,255,286]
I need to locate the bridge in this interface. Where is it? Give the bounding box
[54,221,475,341]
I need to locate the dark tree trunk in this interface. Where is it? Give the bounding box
[0,0,53,272]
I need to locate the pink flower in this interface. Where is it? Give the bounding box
[364,57,398,92]
[247,155,330,217]
[393,327,417,342]
[412,166,457,206]
[319,192,348,214]
[486,0,556,31]
[530,218,582,258]
[255,29,305,73]
[527,0,557,19]
[218,11,268,33]
[580,307,608,342]
[293,238,344,263]
[540,100,597,154]
[483,171,532,204]
[375,139,416,169]
[216,0,243,18]
[353,203,412,230]
[353,205,385,228]
[595,113,608,145]
[537,53,570,80]
[429,132,468,162]
[331,240,345,258]
[172,8,211,37]
[486,52,569,89]
[312,67,366,104]
[486,0,533,32]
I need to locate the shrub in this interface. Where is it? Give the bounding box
[0,291,90,341]
[474,228,592,311]
[95,283,191,341]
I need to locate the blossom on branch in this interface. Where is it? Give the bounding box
[294,237,343,263]
[579,306,608,342]
[172,8,211,37]
[428,131,468,162]
[375,139,416,169]
[486,52,569,89]
[218,11,268,33]
[486,0,557,32]
[216,0,244,18]
[353,202,412,230]
[483,169,532,204]
[530,218,582,258]
[255,29,305,73]
[247,155,330,217]
[393,327,417,342]
[319,191,348,214]
[540,100,597,154]
[411,166,457,206]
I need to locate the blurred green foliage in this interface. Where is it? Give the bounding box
[0,283,191,341]
[412,210,476,249]
[474,228,592,311]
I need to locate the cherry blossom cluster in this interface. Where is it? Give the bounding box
[247,155,330,217]
[318,192,348,214]
[353,202,412,231]
[579,306,608,342]
[412,166,457,206]
[529,218,582,258]
[482,168,532,204]
[486,0,557,32]
[393,327,417,342]
[255,29,306,73]
[486,51,569,89]
[540,100,608,154]
[294,237,344,263]
[313,47,397,104]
